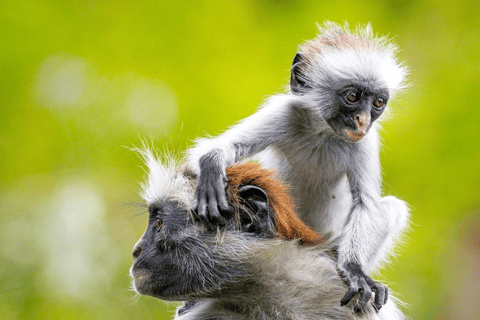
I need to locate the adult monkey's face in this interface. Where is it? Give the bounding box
[130,159,321,300]
[130,199,194,300]
[130,176,276,300]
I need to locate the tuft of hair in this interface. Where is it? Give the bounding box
[134,147,194,209]
[298,21,408,96]
[226,163,322,245]
[134,148,321,245]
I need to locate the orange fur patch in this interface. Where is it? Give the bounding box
[226,163,322,246]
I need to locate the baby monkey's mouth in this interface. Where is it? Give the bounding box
[343,128,367,142]
[325,115,370,143]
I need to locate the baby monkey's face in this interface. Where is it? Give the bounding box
[325,84,389,143]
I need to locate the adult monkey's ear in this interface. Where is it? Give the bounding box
[290,52,310,95]
[237,185,274,236]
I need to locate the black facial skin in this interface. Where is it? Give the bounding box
[325,85,389,143]
[131,201,196,299]
[290,52,389,143]
[130,185,275,301]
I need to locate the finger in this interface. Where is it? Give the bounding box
[207,188,226,225]
[196,193,207,219]
[356,287,372,313]
[340,287,358,306]
[214,175,231,212]
[216,185,231,212]
[223,205,235,215]
[371,284,385,312]
[204,211,217,231]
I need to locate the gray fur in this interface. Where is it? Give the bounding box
[174,239,406,320]
[130,155,406,319]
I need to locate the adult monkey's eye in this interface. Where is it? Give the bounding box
[374,97,385,108]
[156,218,162,230]
[346,92,359,103]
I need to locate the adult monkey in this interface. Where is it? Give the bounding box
[130,150,405,319]
[188,22,410,311]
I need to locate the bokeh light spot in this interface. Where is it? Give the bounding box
[34,54,92,108]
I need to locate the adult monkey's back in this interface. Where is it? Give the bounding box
[188,22,410,312]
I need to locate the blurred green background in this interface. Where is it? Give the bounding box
[1,0,479,319]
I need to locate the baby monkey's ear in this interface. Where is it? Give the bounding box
[237,185,275,237]
[290,52,310,95]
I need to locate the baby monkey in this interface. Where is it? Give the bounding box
[188,22,410,312]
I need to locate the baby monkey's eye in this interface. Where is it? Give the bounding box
[373,97,385,108]
[346,92,359,103]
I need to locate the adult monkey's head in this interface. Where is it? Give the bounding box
[130,150,321,301]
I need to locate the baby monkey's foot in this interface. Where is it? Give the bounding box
[339,261,388,313]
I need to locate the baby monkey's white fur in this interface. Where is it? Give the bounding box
[188,21,410,301]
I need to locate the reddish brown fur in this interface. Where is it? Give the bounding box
[226,163,322,246]
[301,31,379,61]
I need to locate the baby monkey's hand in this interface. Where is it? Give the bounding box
[194,153,233,230]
